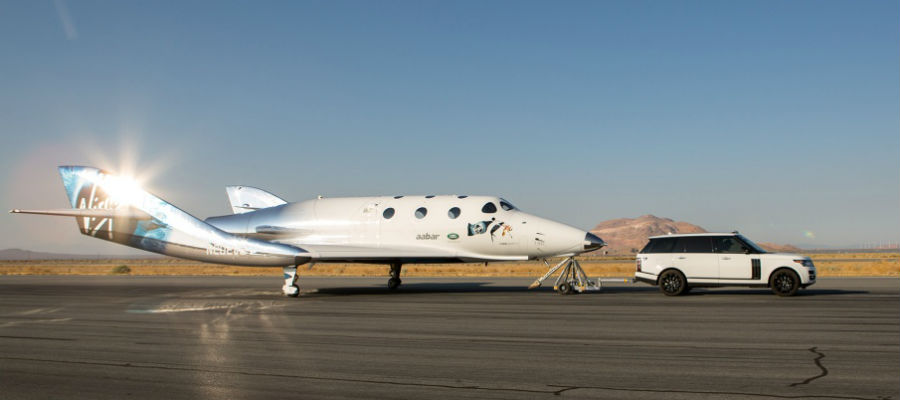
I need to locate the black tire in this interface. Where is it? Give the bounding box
[286,284,300,298]
[769,269,800,297]
[659,270,687,296]
[387,277,401,291]
[557,282,572,295]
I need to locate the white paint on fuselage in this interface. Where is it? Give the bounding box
[205,195,590,262]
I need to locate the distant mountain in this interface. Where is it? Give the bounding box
[755,242,802,253]
[589,215,800,255]
[590,215,707,254]
[0,248,160,260]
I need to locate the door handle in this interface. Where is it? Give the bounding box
[677,256,686,260]
[722,257,731,260]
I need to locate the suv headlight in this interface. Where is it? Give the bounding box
[793,259,814,268]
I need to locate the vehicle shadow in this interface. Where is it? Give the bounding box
[684,288,868,296]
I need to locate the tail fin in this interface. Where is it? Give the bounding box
[225,186,287,214]
[16,166,310,266]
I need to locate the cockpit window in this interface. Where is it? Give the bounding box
[499,200,516,211]
[481,202,497,213]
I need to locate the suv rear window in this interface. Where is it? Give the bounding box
[642,237,677,253]
[714,236,745,254]
[674,236,713,253]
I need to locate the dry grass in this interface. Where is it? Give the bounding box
[0,253,895,277]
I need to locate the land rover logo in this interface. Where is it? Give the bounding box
[447,233,459,240]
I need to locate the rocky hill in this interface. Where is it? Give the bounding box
[590,215,706,254]
[754,242,802,253]
[589,215,799,254]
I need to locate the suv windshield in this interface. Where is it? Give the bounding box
[737,235,767,254]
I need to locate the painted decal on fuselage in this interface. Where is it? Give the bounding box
[206,242,251,256]
[467,220,493,236]
[467,218,515,244]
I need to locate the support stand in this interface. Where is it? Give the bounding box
[529,257,625,295]
[283,265,300,297]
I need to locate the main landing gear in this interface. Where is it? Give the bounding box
[529,257,626,295]
[282,265,300,297]
[388,263,402,290]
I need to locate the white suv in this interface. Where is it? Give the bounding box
[634,233,816,296]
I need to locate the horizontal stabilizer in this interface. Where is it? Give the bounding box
[10,208,151,219]
[226,186,287,214]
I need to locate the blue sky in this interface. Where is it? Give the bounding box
[1,0,897,253]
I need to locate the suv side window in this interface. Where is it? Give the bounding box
[714,236,745,254]
[644,237,677,253]
[674,237,713,253]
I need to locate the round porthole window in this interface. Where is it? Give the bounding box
[415,207,428,219]
[383,207,395,219]
[448,207,461,219]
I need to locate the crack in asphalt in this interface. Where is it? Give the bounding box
[790,347,829,387]
[0,355,889,400]
[549,384,889,399]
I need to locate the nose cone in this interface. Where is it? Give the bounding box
[583,232,606,252]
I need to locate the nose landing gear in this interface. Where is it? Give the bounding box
[388,263,402,291]
[529,257,613,295]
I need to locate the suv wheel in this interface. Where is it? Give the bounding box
[659,270,687,296]
[769,269,800,297]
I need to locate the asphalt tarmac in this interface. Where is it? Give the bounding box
[0,276,897,400]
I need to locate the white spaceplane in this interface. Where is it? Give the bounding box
[11,167,606,296]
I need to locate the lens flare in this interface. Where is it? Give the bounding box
[803,230,815,239]
[79,133,181,192]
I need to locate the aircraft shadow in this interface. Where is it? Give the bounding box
[307,284,867,297]
[312,282,540,296]
[308,282,660,296]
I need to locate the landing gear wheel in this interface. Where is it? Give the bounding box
[770,269,800,297]
[282,265,300,298]
[387,263,403,291]
[557,282,574,295]
[659,270,687,296]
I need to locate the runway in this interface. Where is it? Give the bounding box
[1,276,897,399]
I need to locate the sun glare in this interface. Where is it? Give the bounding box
[79,133,180,193]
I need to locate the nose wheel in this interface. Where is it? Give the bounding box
[529,257,603,295]
[387,263,402,291]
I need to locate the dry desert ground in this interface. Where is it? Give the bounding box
[0,253,896,277]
